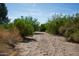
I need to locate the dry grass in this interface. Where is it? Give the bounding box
[0,27,22,55]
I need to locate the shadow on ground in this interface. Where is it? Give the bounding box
[22,37,37,43]
[34,32,44,35]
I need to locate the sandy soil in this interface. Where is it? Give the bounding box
[15,32,79,56]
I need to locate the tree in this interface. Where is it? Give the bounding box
[0,3,9,24]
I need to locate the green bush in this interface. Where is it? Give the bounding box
[24,16,40,31]
[58,26,66,35]
[30,18,40,31]
[64,27,76,37]
[1,16,39,37]
[46,20,58,34]
[14,18,34,36]
[40,24,46,32]
[67,31,79,42]
[46,13,79,43]
[46,15,67,34]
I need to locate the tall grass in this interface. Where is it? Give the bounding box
[0,26,22,55]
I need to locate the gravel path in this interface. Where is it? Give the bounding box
[15,32,79,56]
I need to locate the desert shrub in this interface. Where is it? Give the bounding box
[46,15,66,34]
[58,26,66,35]
[0,27,22,44]
[14,16,40,36]
[40,24,46,32]
[46,21,58,34]
[66,30,79,42]
[26,17,40,31]
[64,27,75,37]
[46,13,79,43]
[14,17,34,36]
[0,26,22,54]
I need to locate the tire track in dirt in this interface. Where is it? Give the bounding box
[15,32,79,56]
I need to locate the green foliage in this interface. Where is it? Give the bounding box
[14,17,34,36]
[40,24,46,32]
[32,18,40,31]
[13,16,39,36]
[25,17,40,31]
[46,13,79,42]
[69,31,79,42]
[0,16,40,37]
[46,15,67,34]
[0,3,9,24]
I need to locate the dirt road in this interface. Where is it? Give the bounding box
[15,32,79,56]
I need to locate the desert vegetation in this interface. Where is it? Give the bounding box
[40,24,46,32]
[0,3,40,55]
[0,3,79,56]
[46,13,79,42]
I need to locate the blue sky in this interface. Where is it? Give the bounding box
[6,3,79,24]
